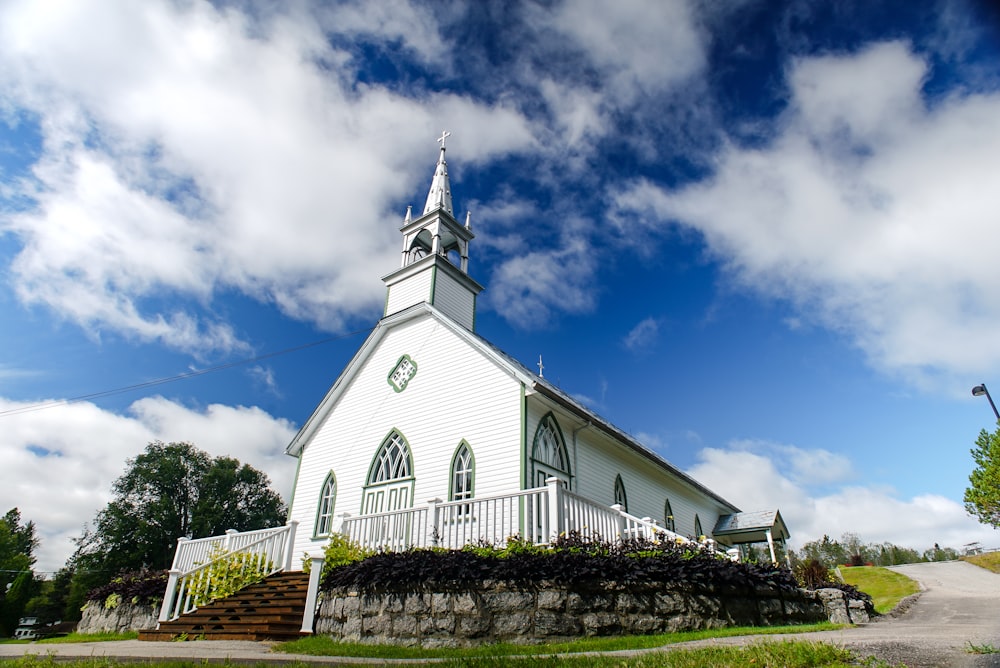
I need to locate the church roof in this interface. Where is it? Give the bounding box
[285,301,741,514]
[713,509,789,543]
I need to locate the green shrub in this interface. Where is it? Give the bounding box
[188,546,274,606]
[306,535,374,581]
[794,558,833,589]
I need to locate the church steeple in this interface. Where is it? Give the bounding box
[423,131,453,216]
[381,132,484,330]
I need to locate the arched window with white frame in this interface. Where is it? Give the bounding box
[531,412,571,488]
[363,429,415,514]
[450,441,475,502]
[314,471,337,537]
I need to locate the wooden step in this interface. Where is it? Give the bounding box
[138,571,312,642]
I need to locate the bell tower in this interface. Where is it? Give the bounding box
[382,132,484,330]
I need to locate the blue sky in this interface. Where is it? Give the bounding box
[3,0,1000,572]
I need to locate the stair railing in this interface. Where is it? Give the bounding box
[158,522,297,624]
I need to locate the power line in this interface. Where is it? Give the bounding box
[0,327,373,419]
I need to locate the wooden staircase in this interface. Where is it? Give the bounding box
[138,571,311,641]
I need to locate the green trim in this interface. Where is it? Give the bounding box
[364,428,414,485]
[286,450,304,522]
[694,514,703,538]
[471,293,477,331]
[383,285,391,317]
[664,498,675,532]
[530,411,572,485]
[613,474,628,512]
[312,470,338,539]
[387,354,418,392]
[429,264,438,306]
[519,383,527,537]
[447,440,476,501]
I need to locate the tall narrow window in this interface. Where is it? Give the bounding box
[664,499,675,532]
[531,413,571,488]
[613,474,628,512]
[694,514,703,538]
[450,442,475,502]
[315,472,337,537]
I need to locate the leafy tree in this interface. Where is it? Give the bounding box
[76,441,286,580]
[965,425,1000,528]
[0,508,40,635]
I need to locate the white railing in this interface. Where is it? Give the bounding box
[336,478,697,553]
[158,522,297,623]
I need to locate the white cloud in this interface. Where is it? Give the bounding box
[0,395,297,573]
[615,41,1000,385]
[623,317,660,351]
[689,445,998,552]
[0,0,533,352]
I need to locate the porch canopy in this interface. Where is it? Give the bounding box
[712,510,789,565]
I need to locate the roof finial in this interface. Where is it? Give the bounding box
[537,355,544,378]
[424,131,454,216]
[465,210,471,230]
[403,205,412,225]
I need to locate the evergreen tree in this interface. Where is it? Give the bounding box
[965,425,1000,528]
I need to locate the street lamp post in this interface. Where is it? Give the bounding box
[972,384,1000,422]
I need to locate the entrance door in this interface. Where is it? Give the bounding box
[362,431,415,548]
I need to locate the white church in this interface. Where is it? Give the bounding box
[281,134,789,562]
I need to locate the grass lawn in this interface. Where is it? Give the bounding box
[0,640,872,667]
[963,551,1000,574]
[840,566,920,614]
[274,622,841,659]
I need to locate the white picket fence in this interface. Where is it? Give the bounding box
[337,477,694,552]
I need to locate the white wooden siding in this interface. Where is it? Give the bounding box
[432,271,475,330]
[385,268,432,316]
[288,313,523,562]
[526,399,731,541]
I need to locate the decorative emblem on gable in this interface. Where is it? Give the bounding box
[388,355,418,393]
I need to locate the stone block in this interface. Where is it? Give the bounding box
[391,614,418,638]
[420,614,456,636]
[492,611,532,637]
[361,595,383,616]
[581,612,621,636]
[404,593,429,614]
[483,591,533,613]
[362,615,390,635]
[537,590,565,610]
[452,592,478,614]
[534,609,580,637]
[384,594,404,613]
[457,614,490,637]
[431,593,451,613]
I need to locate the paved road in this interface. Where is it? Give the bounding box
[2,560,999,666]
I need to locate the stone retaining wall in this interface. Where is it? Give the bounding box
[315,582,863,648]
[77,600,159,634]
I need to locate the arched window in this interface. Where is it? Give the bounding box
[368,430,412,484]
[363,430,415,514]
[450,442,475,502]
[314,472,337,537]
[663,499,675,532]
[613,474,628,512]
[531,413,570,487]
[694,514,703,539]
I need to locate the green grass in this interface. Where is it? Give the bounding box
[0,640,880,667]
[839,565,920,614]
[275,622,841,659]
[0,631,138,645]
[963,551,1000,574]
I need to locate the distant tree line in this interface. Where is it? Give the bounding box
[792,532,960,568]
[1,441,286,634]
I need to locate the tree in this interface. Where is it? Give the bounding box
[0,508,40,635]
[964,425,1000,528]
[78,441,286,578]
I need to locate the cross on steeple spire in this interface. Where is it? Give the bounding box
[424,130,454,215]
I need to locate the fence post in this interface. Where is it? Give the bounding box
[426,498,441,548]
[299,554,325,634]
[284,521,299,572]
[158,569,181,623]
[546,477,562,544]
[224,528,237,551]
[332,513,349,537]
[610,504,626,542]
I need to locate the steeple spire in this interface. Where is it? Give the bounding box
[423,130,453,215]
